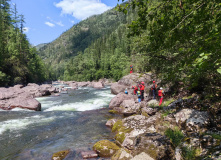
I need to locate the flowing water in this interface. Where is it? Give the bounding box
[0,86,116,160]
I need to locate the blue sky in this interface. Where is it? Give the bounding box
[10,0,123,46]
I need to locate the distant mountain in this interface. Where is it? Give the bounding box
[35,43,48,51]
[37,6,130,79]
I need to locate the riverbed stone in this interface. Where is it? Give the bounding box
[81,151,98,159]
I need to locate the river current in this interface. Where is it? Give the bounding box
[0,85,116,159]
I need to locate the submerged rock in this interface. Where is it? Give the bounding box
[52,150,70,160]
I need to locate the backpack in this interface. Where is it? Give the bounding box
[151,84,157,90]
[137,90,140,95]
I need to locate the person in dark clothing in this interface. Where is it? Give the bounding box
[151,81,157,99]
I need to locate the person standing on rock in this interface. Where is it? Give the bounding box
[130,65,133,74]
[137,88,141,102]
[158,87,165,106]
[139,82,145,101]
[132,85,138,95]
[151,81,157,99]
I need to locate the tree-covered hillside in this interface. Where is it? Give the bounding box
[39,0,220,100]
[0,0,50,86]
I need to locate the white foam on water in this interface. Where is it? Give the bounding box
[44,97,110,112]
[39,87,114,112]
[0,107,34,112]
[0,115,58,135]
[94,90,115,98]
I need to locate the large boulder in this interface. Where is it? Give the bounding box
[111,73,152,95]
[109,93,135,109]
[120,99,140,116]
[91,81,104,89]
[93,140,120,157]
[111,83,127,95]
[0,97,41,111]
[68,82,78,89]
[77,81,91,87]
[141,107,158,116]
[131,132,175,159]
[0,83,57,111]
[174,109,210,133]
[118,73,152,86]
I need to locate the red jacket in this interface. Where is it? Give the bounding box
[158,90,164,97]
[139,84,145,91]
[133,86,138,94]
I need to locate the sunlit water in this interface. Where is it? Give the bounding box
[0,86,116,160]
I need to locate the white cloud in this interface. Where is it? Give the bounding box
[45,22,55,27]
[70,19,75,24]
[23,27,30,33]
[46,16,64,27]
[55,0,112,20]
[56,21,64,26]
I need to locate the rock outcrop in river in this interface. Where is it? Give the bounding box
[0,84,57,111]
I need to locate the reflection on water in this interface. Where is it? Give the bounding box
[0,86,115,160]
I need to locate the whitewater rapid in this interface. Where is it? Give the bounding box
[0,86,115,159]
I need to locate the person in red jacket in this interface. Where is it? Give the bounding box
[139,82,145,101]
[132,85,138,95]
[158,87,165,106]
[130,65,133,74]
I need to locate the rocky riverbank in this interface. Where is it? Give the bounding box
[0,79,112,111]
[90,73,221,160]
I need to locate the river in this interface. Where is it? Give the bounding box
[0,85,116,159]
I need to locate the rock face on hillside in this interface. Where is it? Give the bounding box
[0,84,57,111]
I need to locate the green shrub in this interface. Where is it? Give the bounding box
[165,127,184,147]
[181,146,197,160]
